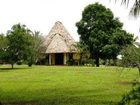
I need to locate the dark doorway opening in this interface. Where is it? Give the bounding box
[55,53,64,65]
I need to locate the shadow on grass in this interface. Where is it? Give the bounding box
[1,97,115,105]
[0,67,30,71]
[0,88,116,105]
[117,81,140,85]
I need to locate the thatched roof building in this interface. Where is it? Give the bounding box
[44,21,79,65]
[44,21,77,53]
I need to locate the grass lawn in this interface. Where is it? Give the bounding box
[0,65,140,105]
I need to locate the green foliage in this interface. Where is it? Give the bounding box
[0,34,8,49]
[121,45,140,74]
[76,2,133,67]
[5,23,32,68]
[101,29,133,61]
[28,31,46,66]
[75,42,90,65]
[0,34,8,62]
[118,38,140,105]
[0,25,46,68]
[16,60,23,65]
[118,80,140,105]
[84,59,95,66]
[66,59,74,66]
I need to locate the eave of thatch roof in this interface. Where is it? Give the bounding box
[44,21,78,53]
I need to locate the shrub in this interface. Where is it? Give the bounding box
[118,80,140,105]
[66,59,74,66]
[16,60,22,65]
[84,59,95,66]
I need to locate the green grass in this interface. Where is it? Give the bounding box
[0,65,140,105]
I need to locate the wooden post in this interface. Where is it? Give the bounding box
[64,53,67,65]
[49,54,51,65]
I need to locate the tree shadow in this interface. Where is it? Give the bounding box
[0,67,30,71]
[0,88,116,105]
[117,81,140,85]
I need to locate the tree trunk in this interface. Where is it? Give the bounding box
[95,52,99,67]
[109,59,111,66]
[11,63,14,69]
[95,57,99,67]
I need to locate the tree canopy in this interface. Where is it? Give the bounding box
[76,2,133,67]
[5,24,32,68]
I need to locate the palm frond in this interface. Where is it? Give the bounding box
[113,0,140,17]
[129,0,140,17]
[121,0,129,7]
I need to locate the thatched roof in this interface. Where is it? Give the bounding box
[44,21,77,53]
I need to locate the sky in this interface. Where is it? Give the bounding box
[0,0,139,41]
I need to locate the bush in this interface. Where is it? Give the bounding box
[114,59,124,67]
[118,80,140,105]
[28,61,33,67]
[66,59,74,66]
[16,61,22,65]
[84,59,95,66]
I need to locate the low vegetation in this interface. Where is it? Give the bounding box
[0,65,139,105]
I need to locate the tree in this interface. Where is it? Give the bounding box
[121,45,140,74]
[76,2,133,67]
[101,29,134,65]
[113,1,140,104]
[0,34,8,63]
[28,31,46,66]
[118,81,140,105]
[6,23,32,69]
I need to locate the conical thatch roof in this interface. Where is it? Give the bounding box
[44,21,77,53]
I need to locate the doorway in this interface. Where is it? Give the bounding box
[55,53,64,65]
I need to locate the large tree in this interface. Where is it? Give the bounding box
[6,23,32,69]
[76,2,133,67]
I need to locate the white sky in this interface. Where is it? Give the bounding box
[0,0,139,41]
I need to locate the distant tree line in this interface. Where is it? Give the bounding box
[0,24,46,69]
[0,2,137,69]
